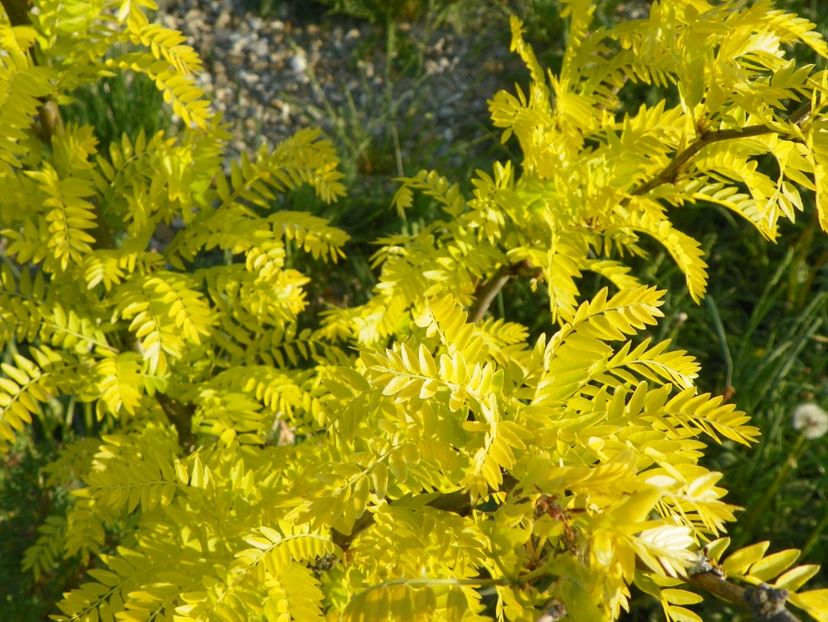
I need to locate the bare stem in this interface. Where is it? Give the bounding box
[155,392,195,450]
[1,0,30,26]
[469,260,535,322]
[630,102,811,197]
[469,264,514,323]
[687,572,801,622]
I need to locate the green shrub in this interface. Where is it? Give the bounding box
[1,0,827,620]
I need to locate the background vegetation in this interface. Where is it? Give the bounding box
[2,0,827,619]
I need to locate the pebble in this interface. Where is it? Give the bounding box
[215,10,231,29]
[251,38,269,58]
[289,52,308,75]
[239,69,260,85]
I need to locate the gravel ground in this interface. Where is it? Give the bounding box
[160,0,517,168]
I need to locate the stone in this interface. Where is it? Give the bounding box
[239,70,260,85]
[290,52,308,75]
[215,10,231,30]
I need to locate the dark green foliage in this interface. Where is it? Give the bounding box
[61,72,170,149]
[0,441,74,621]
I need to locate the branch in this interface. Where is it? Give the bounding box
[119,331,196,451]
[33,100,64,146]
[687,572,802,622]
[0,0,30,26]
[629,102,812,197]
[469,264,513,323]
[469,259,535,322]
[537,600,567,622]
[155,392,196,451]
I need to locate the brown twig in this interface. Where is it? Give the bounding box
[469,260,535,322]
[629,102,811,197]
[0,0,30,26]
[687,572,802,622]
[155,392,196,451]
[469,264,515,323]
[537,600,567,622]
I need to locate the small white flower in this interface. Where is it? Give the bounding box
[792,402,828,440]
